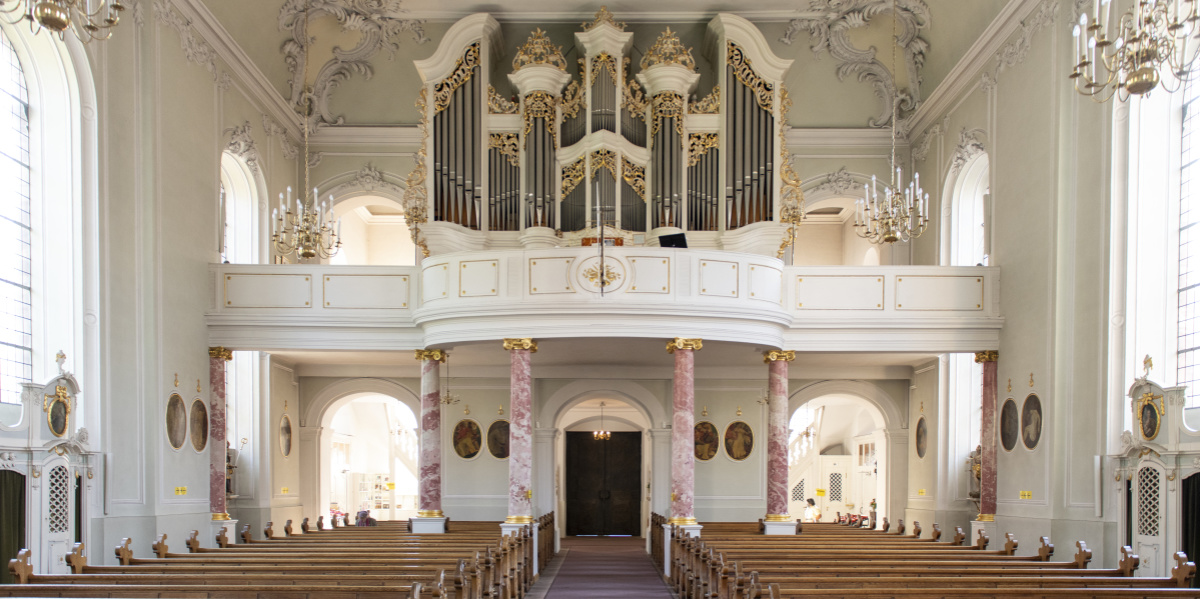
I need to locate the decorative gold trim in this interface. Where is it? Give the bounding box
[777,85,806,258]
[434,43,480,113]
[688,133,720,167]
[975,513,995,522]
[43,385,71,438]
[487,84,519,114]
[974,350,999,363]
[690,86,720,114]
[1136,390,1165,441]
[590,149,617,180]
[668,517,697,526]
[505,515,534,524]
[417,510,445,518]
[727,42,773,111]
[763,350,796,363]
[764,514,792,522]
[582,6,625,31]
[414,349,447,362]
[212,513,231,521]
[640,27,695,71]
[651,92,684,147]
[561,157,587,197]
[403,87,431,258]
[561,81,585,119]
[208,347,234,361]
[666,338,703,353]
[503,338,539,352]
[489,134,520,167]
[621,157,646,201]
[523,91,559,150]
[513,29,567,72]
[622,77,647,119]
[591,52,618,85]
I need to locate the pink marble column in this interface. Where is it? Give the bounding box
[975,351,999,521]
[208,347,233,521]
[667,338,702,525]
[504,338,537,524]
[764,351,794,521]
[415,350,446,517]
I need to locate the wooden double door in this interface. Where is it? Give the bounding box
[565,431,641,536]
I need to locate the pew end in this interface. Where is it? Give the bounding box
[1074,540,1093,569]
[301,517,310,534]
[216,526,229,548]
[114,537,132,565]
[911,521,922,538]
[881,517,890,533]
[952,526,966,546]
[240,523,252,544]
[1038,536,1054,561]
[895,519,905,535]
[284,519,293,537]
[151,533,168,558]
[1119,545,1140,576]
[317,515,326,530]
[930,523,942,542]
[185,530,199,553]
[264,521,274,539]
[1171,551,1196,587]
[64,543,85,574]
[1004,532,1018,556]
[975,529,989,550]
[7,548,31,584]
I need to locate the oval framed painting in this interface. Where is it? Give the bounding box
[45,390,69,438]
[999,398,1018,452]
[189,398,209,452]
[723,421,754,461]
[1139,398,1162,441]
[487,419,510,460]
[694,421,719,462]
[1021,394,1043,450]
[915,416,928,459]
[165,393,187,450]
[279,414,293,458]
[453,419,482,460]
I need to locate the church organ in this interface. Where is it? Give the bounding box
[410,8,802,254]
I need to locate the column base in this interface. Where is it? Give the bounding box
[211,518,238,546]
[763,520,797,535]
[971,516,997,547]
[410,517,447,534]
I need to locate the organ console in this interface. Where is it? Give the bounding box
[405,7,803,258]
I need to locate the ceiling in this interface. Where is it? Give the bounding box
[396,1,817,21]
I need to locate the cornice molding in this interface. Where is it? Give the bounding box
[310,126,423,148]
[403,10,811,22]
[786,127,900,149]
[171,0,301,138]
[908,0,1047,138]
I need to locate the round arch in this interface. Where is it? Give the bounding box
[220,151,268,264]
[542,379,666,429]
[300,378,421,524]
[940,151,990,266]
[789,380,906,430]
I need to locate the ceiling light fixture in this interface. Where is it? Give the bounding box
[1071,0,1200,102]
[0,0,125,42]
[594,402,611,441]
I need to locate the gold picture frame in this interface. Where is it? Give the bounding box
[723,420,754,461]
[1136,390,1164,441]
[43,385,71,438]
[453,419,483,460]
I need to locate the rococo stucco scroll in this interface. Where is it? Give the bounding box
[779,0,930,130]
[279,0,429,131]
[325,163,406,199]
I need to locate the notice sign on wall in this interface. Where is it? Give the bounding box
[816,489,826,497]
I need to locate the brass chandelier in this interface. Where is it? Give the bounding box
[271,0,341,261]
[853,0,929,245]
[1071,0,1200,102]
[0,0,124,42]
[593,402,611,441]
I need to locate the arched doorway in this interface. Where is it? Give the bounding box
[328,194,416,266]
[559,398,647,536]
[326,394,419,523]
[787,393,888,523]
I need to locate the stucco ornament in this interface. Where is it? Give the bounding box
[223,121,260,173]
[780,0,930,129]
[948,128,986,178]
[279,0,429,131]
[813,167,859,196]
[326,163,405,198]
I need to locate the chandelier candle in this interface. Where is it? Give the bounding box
[1070,0,1200,101]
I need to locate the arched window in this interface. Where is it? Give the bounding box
[219,152,260,264]
[0,27,31,405]
[1179,77,1200,405]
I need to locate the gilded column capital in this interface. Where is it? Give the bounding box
[974,350,999,363]
[414,349,447,362]
[666,338,703,353]
[503,338,539,353]
[208,347,233,361]
[763,350,796,363]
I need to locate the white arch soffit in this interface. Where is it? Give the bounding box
[0,22,100,405]
[304,378,421,428]
[331,193,407,219]
[788,380,905,430]
[800,170,874,207]
[563,415,646,431]
[940,152,990,266]
[543,380,667,430]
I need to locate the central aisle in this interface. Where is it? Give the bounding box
[543,536,673,598]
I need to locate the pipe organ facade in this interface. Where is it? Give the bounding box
[410,8,802,257]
